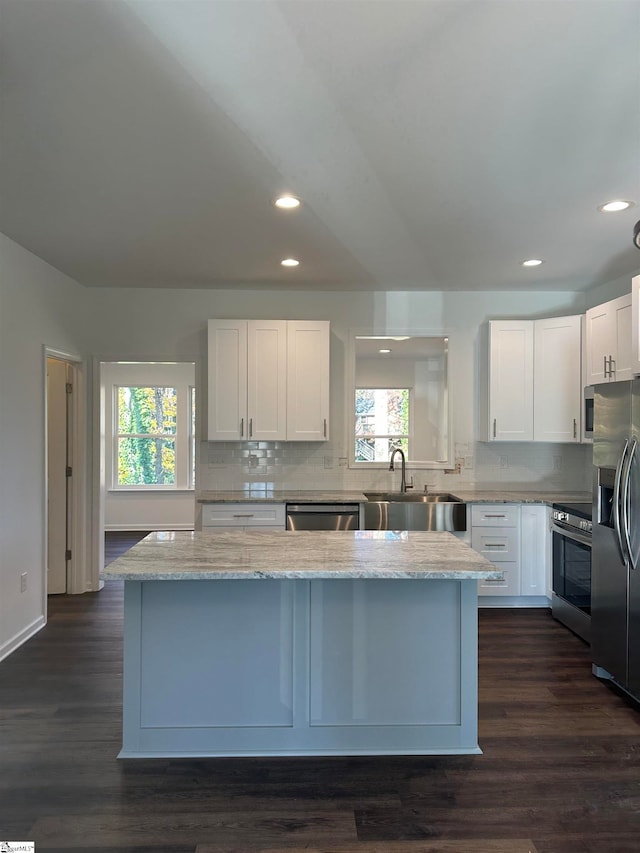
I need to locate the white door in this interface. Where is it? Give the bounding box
[533,315,581,442]
[47,357,71,594]
[488,321,534,441]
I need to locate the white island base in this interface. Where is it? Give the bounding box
[105,531,500,758]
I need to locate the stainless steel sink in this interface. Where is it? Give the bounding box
[363,491,461,503]
[363,492,466,531]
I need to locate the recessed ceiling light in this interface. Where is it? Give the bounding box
[274,195,301,209]
[379,348,391,354]
[598,200,635,213]
[281,258,299,267]
[522,259,544,267]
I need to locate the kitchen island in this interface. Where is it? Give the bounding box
[102,530,501,758]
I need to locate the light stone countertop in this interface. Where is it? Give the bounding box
[196,490,368,503]
[196,489,592,505]
[101,530,502,582]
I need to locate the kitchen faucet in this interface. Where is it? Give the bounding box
[389,447,411,493]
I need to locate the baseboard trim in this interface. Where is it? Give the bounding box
[0,614,46,662]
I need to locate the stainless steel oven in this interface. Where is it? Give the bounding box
[551,502,592,643]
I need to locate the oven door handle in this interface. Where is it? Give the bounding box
[613,438,630,568]
[550,523,592,548]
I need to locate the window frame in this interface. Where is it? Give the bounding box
[354,386,412,463]
[347,330,453,470]
[104,363,196,492]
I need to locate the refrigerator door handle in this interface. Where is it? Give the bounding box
[622,437,638,570]
[613,438,630,568]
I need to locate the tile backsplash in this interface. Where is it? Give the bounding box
[198,439,592,493]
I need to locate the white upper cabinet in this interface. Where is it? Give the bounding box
[247,320,288,441]
[286,320,330,441]
[207,319,248,441]
[207,319,329,442]
[630,275,640,376]
[585,292,632,385]
[483,320,535,441]
[533,315,582,442]
[481,316,581,443]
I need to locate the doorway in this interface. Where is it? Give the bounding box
[46,351,84,596]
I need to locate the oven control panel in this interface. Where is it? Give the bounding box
[552,509,592,535]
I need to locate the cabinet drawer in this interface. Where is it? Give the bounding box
[471,527,519,561]
[470,504,519,527]
[478,561,519,596]
[202,503,285,528]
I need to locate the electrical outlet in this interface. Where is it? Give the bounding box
[323,456,333,469]
[464,456,474,469]
[499,455,509,468]
[20,572,27,593]
[553,456,562,471]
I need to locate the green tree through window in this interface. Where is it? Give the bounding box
[117,386,177,485]
[355,388,410,462]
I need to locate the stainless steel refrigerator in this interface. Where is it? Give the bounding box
[592,380,640,702]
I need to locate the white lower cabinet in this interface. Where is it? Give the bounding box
[520,504,549,596]
[470,503,549,605]
[201,503,286,532]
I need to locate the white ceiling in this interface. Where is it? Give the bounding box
[1,0,639,292]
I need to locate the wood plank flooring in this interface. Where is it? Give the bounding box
[1,561,639,852]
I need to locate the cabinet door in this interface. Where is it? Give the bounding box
[487,321,534,441]
[632,275,640,376]
[533,315,581,442]
[207,320,247,441]
[520,504,549,597]
[247,320,287,441]
[612,293,633,381]
[286,321,330,441]
[585,302,614,384]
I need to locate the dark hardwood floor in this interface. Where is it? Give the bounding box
[104,531,152,566]
[1,568,639,852]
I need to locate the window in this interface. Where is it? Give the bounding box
[104,362,196,491]
[350,335,450,468]
[355,388,410,462]
[116,386,177,485]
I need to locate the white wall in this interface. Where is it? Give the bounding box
[0,234,91,661]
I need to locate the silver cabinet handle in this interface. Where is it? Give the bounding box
[249,418,253,438]
[604,355,608,377]
[233,513,255,518]
[323,418,327,438]
[484,543,506,548]
[240,418,244,437]
[573,418,577,439]
[493,418,497,438]
[484,513,506,518]
[609,356,616,376]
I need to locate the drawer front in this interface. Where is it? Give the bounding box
[471,527,519,561]
[470,504,520,527]
[202,503,286,528]
[478,561,519,596]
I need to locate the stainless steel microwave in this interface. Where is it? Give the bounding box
[584,386,594,441]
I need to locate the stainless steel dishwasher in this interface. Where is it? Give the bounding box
[285,503,361,530]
